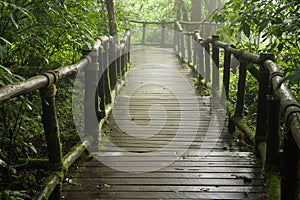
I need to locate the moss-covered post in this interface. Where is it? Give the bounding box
[40,75,62,199]
[265,95,281,199]
[255,53,273,149]
[84,49,99,147]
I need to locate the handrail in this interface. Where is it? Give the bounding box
[0,29,131,199]
[174,20,300,199]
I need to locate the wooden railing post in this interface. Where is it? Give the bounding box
[193,31,198,68]
[281,130,300,200]
[266,95,281,168]
[120,40,126,77]
[212,35,220,100]
[187,34,192,64]
[222,49,231,101]
[198,38,204,79]
[40,78,62,199]
[109,41,117,90]
[126,29,131,64]
[142,23,146,45]
[255,53,273,148]
[160,20,166,48]
[102,41,111,105]
[234,58,247,118]
[265,95,281,199]
[98,45,106,120]
[180,30,185,58]
[174,22,178,51]
[84,49,99,146]
[116,46,121,80]
[204,42,211,82]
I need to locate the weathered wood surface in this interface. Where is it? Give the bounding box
[62,48,265,199]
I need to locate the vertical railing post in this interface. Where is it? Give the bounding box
[161,20,166,48]
[40,76,62,199]
[120,40,126,77]
[264,95,281,198]
[98,45,106,120]
[180,30,185,58]
[266,95,281,168]
[198,38,204,78]
[116,46,121,80]
[223,48,231,101]
[84,48,99,146]
[142,23,146,45]
[255,53,273,149]
[174,22,178,51]
[109,41,117,90]
[234,58,247,118]
[126,29,131,64]
[102,41,111,105]
[281,130,300,200]
[187,34,192,64]
[212,35,220,102]
[204,42,210,82]
[193,31,198,68]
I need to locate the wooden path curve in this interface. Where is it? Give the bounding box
[62,48,265,199]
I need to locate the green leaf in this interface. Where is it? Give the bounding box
[10,12,18,29]
[0,37,12,45]
[242,22,251,38]
[258,20,268,33]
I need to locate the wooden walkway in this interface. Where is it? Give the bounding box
[62,48,265,199]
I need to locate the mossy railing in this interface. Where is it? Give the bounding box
[174,21,300,200]
[0,29,131,199]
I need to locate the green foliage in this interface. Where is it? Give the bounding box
[212,0,300,73]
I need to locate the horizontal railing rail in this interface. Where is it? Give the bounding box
[175,21,300,199]
[0,29,131,199]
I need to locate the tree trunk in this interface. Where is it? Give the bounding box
[174,0,189,21]
[105,0,118,38]
[191,0,202,22]
[204,0,217,38]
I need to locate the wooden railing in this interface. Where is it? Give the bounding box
[175,21,300,199]
[130,20,175,48]
[130,20,220,49]
[0,29,131,199]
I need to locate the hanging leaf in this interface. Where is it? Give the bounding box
[10,12,19,29]
[242,22,251,38]
[258,20,268,33]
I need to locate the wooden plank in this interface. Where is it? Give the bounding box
[62,48,265,199]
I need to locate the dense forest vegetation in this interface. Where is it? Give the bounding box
[0,0,299,199]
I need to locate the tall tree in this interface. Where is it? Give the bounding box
[105,0,118,37]
[191,0,202,22]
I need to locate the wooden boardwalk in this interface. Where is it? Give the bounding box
[62,48,265,199]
